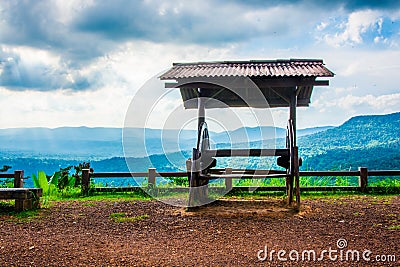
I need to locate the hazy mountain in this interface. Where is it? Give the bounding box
[1,112,399,182]
[0,125,331,159]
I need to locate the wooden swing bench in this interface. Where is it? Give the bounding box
[160,59,334,209]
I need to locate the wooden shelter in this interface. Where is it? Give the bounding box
[160,59,334,208]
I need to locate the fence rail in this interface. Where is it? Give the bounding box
[82,167,400,194]
[2,168,399,195]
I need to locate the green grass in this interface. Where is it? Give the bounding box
[388,225,400,230]
[109,212,149,223]
[0,205,43,223]
[44,190,152,202]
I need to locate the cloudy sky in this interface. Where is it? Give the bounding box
[0,0,399,130]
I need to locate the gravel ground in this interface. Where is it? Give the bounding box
[0,195,399,266]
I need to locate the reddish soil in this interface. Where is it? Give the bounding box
[0,195,399,266]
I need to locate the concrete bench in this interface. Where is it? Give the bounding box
[0,188,43,211]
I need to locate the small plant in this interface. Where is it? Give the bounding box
[72,162,92,188]
[57,166,76,190]
[32,171,59,196]
[167,177,189,187]
[109,212,149,223]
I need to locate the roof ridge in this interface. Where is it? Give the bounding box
[172,59,324,66]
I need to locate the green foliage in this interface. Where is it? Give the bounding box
[166,176,188,187]
[0,179,13,188]
[71,162,92,188]
[0,165,13,188]
[31,162,92,197]
[370,177,400,187]
[57,166,76,190]
[32,170,59,196]
[109,212,149,223]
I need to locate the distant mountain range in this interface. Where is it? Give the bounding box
[0,125,333,159]
[1,112,399,184]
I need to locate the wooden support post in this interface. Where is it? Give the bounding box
[82,169,90,196]
[188,93,209,209]
[188,148,200,208]
[294,146,300,210]
[198,94,205,129]
[287,89,297,205]
[186,159,192,185]
[148,168,156,187]
[290,90,297,146]
[359,167,368,193]
[225,168,233,191]
[14,170,24,188]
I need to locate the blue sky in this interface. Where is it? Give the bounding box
[0,0,399,129]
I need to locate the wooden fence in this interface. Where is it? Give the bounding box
[1,168,399,195]
[0,170,24,188]
[82,167,400,195]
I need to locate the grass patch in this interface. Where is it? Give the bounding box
[82,202,97,207]
[47,191,152,202]
[109,212,149,223]
[0,200,14,211]
[0,200,43,222]
[388,225,400,230]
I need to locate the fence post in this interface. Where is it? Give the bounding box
[148,168,156,188]
[186,159,192,186]
[359,167,368,193]
[14,170,24,188]
[82,169,90,195]
[225,168,233,191]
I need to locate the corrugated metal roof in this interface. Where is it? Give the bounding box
[160,59,334,79]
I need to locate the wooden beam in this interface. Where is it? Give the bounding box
[204,148,289,157]
[166,78,329,90]
[207,173,288,179]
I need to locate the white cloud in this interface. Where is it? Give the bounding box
[324,10,382,46]
[0,1,400,129]
[0,41,236,128]
[339,93,400,111]
[316,22,328,31]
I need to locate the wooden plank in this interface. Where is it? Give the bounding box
[92,172,148,178]
[90,185,399,194]
[207,173,288,179]
[0,188,42,199]
[204,148,289,157]
[0,174,14,178]
[299,171,360,176]
[368,170,400,176]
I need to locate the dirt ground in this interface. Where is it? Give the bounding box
[0,195,399,266]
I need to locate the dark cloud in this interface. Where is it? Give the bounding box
[340,0,400,10]
[0,49,90,91]
[73,0,301,45]
[224,0,400,11]
[0,0,114,62]
[0,0,399,92]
